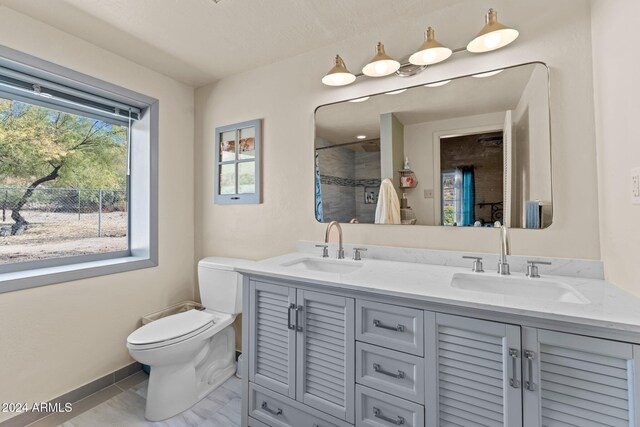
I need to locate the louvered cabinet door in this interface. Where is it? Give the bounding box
[523,328,640,427]
[295,290,355,423]
[249,280,297,399]
[427,313,523,427]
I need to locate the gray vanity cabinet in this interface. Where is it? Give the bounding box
[249,281,297,399]
[296,289,355,421]
[426,313,523,427]
[248,280,355,424]
[522,328,640,427]
[245,277,640,427]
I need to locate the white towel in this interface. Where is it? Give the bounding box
[375,178,401,224]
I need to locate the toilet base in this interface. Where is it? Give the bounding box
[143,324,236,421]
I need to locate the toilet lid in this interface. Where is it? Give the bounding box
[127,309,215,345]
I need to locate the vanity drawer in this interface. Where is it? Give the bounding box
[356,342,424,403]
[356,300,424,356]
[249,383,351,427]
[356,384,424,427]
[248,417,271,427]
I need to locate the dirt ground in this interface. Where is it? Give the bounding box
[0,210,127,264]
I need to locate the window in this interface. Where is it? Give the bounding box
[441,170,459,226]
[0,98,130,264]
[214,119,261,204]
[0,46,158,292]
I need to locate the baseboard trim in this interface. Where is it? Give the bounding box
[0,362,142,427]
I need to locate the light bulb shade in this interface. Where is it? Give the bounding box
[322,55,356,86]
[466,9,519,53]
[362,42,400,77]
[409,27,452,66]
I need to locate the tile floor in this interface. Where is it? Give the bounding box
[27,372,241,427]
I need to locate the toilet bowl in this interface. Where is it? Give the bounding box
[126,259,242,421]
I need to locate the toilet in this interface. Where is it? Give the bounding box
[126,258,242,421]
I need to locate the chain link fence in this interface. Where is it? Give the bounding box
[0,187,127,238]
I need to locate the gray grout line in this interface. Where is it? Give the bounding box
[114,384,127,393]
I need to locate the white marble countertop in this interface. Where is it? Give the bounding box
[205,251,640,335]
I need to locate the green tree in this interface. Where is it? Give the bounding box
[0,99,127,234]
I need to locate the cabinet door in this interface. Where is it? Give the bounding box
[296,289,355,422]
[427,313,522,427]
[523,328,640,427]
[249,280,297,398]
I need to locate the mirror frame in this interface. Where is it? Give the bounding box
[313,61,553,229]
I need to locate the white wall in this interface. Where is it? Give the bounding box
[195,0,600,262]
[404,112,504,225]
[0,8,195,422]
[379,113,404,192]
[513,66,552,205]
[591,0,640,296]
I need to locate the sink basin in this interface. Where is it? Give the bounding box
[282,258,363,274]
[450,273,589,304]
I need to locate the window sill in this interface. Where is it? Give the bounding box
[0,255,157,293]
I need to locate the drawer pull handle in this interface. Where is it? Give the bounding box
[373,319,405,332]
[509,348,520,389]
[373,407,405,425]
[261,401,283,416]
[524,350,536,391]
[287,303,296,330]
[373,363,405,379]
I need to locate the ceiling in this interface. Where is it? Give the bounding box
[315,64,541,145]
[1,0,460,87]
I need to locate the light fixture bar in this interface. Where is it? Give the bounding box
[322,9,518,87]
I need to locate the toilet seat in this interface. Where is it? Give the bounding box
[127,309,215,350]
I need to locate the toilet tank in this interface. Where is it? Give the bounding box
[197,258,242,315]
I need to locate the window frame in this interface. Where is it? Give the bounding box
[0,45,158,293]
[214,119,262,205]
[441,170,459,226]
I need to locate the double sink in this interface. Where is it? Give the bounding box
[280,256,589,305]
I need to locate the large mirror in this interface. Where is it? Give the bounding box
[315,62,552,228]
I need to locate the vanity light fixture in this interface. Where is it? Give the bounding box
[472,69,504,78]
[321,9,519,87]
[409,27,452,66]
[321,55,357,86]
[467,9,519,53]
[362,42,400,77]
[424,80,451,87]
[385,89,407,95]
[348,96,370,103]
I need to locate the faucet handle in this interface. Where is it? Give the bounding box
[526,260,552,278]
[462,256,484,273]
[353,247,368,261]
[315,244,329,258]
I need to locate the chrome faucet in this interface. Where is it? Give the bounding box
[325,221,344,259]
[498,225,510,275]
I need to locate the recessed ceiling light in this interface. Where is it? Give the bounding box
[424,80,451,87]
[472,69,504,78]
[385,89,407,95]
[356,135,367,140]
[349,96,370,103]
